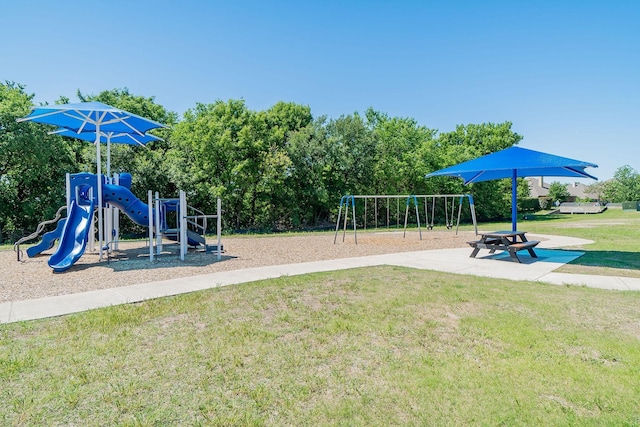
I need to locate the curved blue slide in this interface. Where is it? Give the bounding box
[103,183,151,226]
[26,218,67,258]
[48,198,95,273]
[46,184,148,272]
[104,184,204,246]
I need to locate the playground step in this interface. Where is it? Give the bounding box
[161,229,206,247]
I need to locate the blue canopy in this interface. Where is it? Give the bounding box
[425,146,598,231]
[18,101,166,136]
[425,147,598,184]
[50,128,162,178]
[50,128,162,147]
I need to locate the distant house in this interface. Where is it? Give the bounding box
[526,177,595,201]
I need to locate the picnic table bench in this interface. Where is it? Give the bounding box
[467,230,540,263]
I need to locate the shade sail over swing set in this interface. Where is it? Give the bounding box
[424,146,598,231]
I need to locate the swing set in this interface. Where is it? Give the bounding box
[334,194,477,244]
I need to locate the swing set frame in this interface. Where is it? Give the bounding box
[334,194,477,244]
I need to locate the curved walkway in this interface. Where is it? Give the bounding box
[2,233,639,324]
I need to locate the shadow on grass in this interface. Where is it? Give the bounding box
[564,249,640,272]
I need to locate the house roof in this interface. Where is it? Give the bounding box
[527,177,593,199]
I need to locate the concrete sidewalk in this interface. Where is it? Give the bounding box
[2,233,639,324]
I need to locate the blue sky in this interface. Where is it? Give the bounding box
[3,1,638,181]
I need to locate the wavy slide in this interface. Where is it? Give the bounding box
[48,198,95,273]
[26,217,67,258]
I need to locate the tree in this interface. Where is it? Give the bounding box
[0,82,79,241]
[547,181,571,204]
[285,118,333,226]
[168,100,251,229]
[322,113,377,198]
[366,108,437,195]
[424,122,524,221]
[254,102,313,228]
[585,181,607,203]
[602,165,640,202]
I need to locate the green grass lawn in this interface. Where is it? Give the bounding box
[2,209,640,425]
[460,208,640,277]
[2,266,640,425]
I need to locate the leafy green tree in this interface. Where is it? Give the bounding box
[366,108,437,195]
[431,122,521,168]
[323,113,377,198]
[424,122,523,221]
[547,181,571,204]
[169,100,315,230]
[602,165,640,202]
[285,118,333,226]
[168,99,255,229]
[253,102,313,228]
[0,82,78,241]
[586,180,607,203]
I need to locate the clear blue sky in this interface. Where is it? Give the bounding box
[3,1,638,181]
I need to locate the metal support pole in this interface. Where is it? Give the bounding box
[216,197,222,260]
[65,173,71,213]
[342,196,349,242]
[148,190,154,262]
[364,198,367,231]
[113,173,120,250]
[468,195,478,235]
[180,190,187,261]
[350,196,357,244]
[415,197,422,240]
[511,172,518,231]
[155,191,162,254]
[333,196,344,244]
[403,200,409,237]
[96,124,104,262]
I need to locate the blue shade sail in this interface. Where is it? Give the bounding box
[18,101,167,136]
[425,146,598,231]
[425,147,598,184]
[50,128,162,146]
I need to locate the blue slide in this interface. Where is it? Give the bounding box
[26,218,67,258]
[104,184,204,247]
[46,184,148,272]
[48,198,95,273]
[103,183,152,226]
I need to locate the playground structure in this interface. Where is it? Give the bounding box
[334,194,477,244]
[15,172,222,272]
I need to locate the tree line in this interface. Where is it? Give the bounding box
[1,81,636,243]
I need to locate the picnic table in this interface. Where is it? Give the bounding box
[467,230,540,263]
